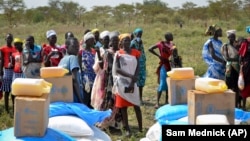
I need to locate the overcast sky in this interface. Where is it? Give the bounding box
[24,0,208,10]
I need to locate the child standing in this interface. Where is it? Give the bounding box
[58,37,84,103]
[10,38,25,112]
[148,32,174,109]
[0,33,17,113]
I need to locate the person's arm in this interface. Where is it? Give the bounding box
[148,44,160,58]
[208,41,226,64]
[116,57,133,78]
[221,44,238,62]
[95,48,104,69]
[72,68,84,103]
[0,50,3,77]
[42,49,54,67]
[10,54,15,69]
[130,57,140,85]
[78,50,82,71]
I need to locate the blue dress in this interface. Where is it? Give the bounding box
[202,38,225,80]
[130,39,147,87]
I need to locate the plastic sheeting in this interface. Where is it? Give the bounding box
[49,102,112,126]
[155,104,250,125]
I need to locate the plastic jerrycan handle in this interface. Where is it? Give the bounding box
[42,80,53,94]
[63,68,69,74]
[208,81,228,92]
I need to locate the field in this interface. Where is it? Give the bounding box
[0,20,250,141]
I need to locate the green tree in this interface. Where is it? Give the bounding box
[237,0,250,18]
[0,0,25,26]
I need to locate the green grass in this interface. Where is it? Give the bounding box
[0,20,250,141]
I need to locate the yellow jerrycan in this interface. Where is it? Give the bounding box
[167,67,195,79]
[195,77,228,93]
[40,67,69,78]
[12,78,52,96]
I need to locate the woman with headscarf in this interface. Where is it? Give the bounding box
[148,32,174,109]
[42,30,64,67]
[92,28,102,48]
[130,28,147,104]
[238,25,250,111]
[221,30,241,108]
[91,30,110,110]
[112,33,142,136]
[202,24,226,80]
[78,32,96,109]
[96,31,123,130]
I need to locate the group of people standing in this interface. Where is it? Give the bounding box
[0,28,148,137]
[202,24,250,111]
[1,24,249,137]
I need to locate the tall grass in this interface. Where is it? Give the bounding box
[0,20,250,140]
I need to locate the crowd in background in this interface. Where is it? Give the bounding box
[0,25,250,136]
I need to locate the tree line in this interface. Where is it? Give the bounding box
[0,0,250,27]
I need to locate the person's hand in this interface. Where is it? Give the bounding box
[48,51,56,57]
[8,63,13,68]
[130,75,137,83]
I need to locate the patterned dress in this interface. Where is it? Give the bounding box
[130,39,146,87]
[202,38,225,80]
[0,45,16,92]
[91,47,106,110]
[79,48,96,107]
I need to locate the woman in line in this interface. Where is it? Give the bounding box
[112,33,142,136]
[221,30,241,108]
[42,30,64,67]
[22,35,43,78]
[91,30,110,110]
[78,32,96,108]
[61,31,74,55]
[130,28,147,104]
[97,31,122,130]
[238,26,250,111]
[10,38,24,113]
[202,24,226,80]
[148,32,174,109]
[0,33,16,113]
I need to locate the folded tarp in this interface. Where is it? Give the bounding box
[49,102,112,126]
[155,104,250,125]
